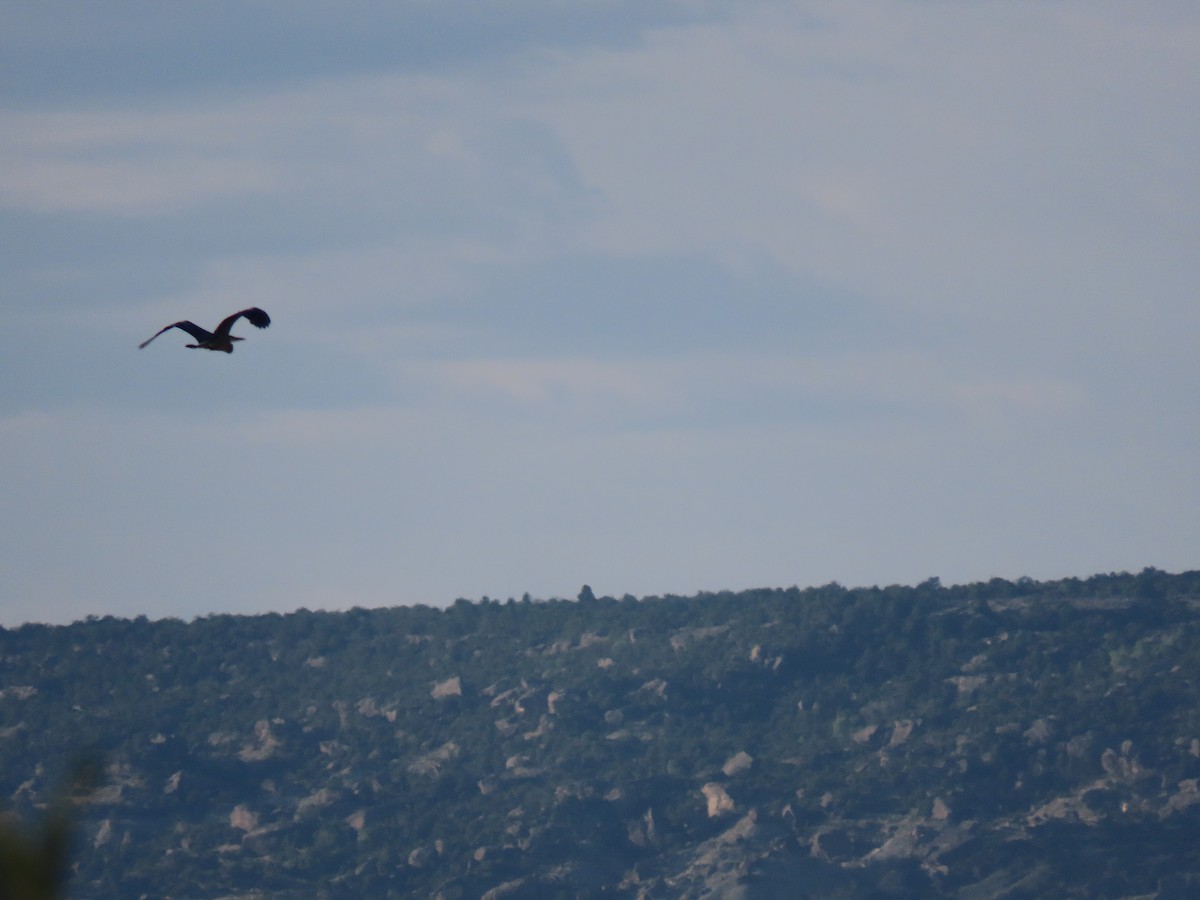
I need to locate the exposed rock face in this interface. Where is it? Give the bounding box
[93,819,112,848]
[721,751,753,777]
[889,719,916,747]
[237,720,280,761]
[851,724,878,744]
[296,787,338,816]
[659,810,759,898]
[1024,718,1053,744]
[229,805,258,832]
[947,674,988,695]
[701,783,736,818]
[407,741,461,776]
[480,878,526,899]
[431,676,463,699]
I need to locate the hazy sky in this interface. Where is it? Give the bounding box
[3,1,1198,626]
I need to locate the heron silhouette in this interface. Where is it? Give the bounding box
[139,307,271,353]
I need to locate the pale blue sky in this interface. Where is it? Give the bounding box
[2,1,1198,625]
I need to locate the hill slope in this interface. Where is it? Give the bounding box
[2,569,1200,897]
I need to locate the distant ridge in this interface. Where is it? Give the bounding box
[2,568,1199,897]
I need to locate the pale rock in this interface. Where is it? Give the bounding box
[481,878,526,899]
[239,720,280,762]
[356,697,380,717]
[722,751,753,777]
[670,811,759,895]
[489,686,519,708]
[431,676,463,699]
[508,766,545,781]
[961,653,989,673]
[1026,794,1101,826]
[948,675,988,695]
[1024,718,1052,745]
[889,720,916,747]
[296,787,338,815]
[408,845,436,867]
[643,808,659,844]
[702,782,736,817]
[332,700,349,727]
[408,741,461,776]
[523,715,551,740]
[230,805,258,832]
[1162,779,1200,817]
[863,824,928,863]
[94,818,112,848]
[851,724,878,744]
[1101,747,1137,780]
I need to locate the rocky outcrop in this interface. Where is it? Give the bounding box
[407,741,461,776]
[701,783,736,818]
[431,676,463,699]
[4,570,1200,898]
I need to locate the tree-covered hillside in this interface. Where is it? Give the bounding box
[2,569,1200,897]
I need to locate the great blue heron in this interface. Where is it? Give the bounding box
[139,307,271,353]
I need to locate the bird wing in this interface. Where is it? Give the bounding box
[214,307,271,337]
[138,321,213,349]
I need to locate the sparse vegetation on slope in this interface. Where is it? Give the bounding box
[2,569,1199,897]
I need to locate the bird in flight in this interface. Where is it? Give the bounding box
[139,307,271,353]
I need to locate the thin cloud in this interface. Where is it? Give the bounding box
[1,2,1197,625]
